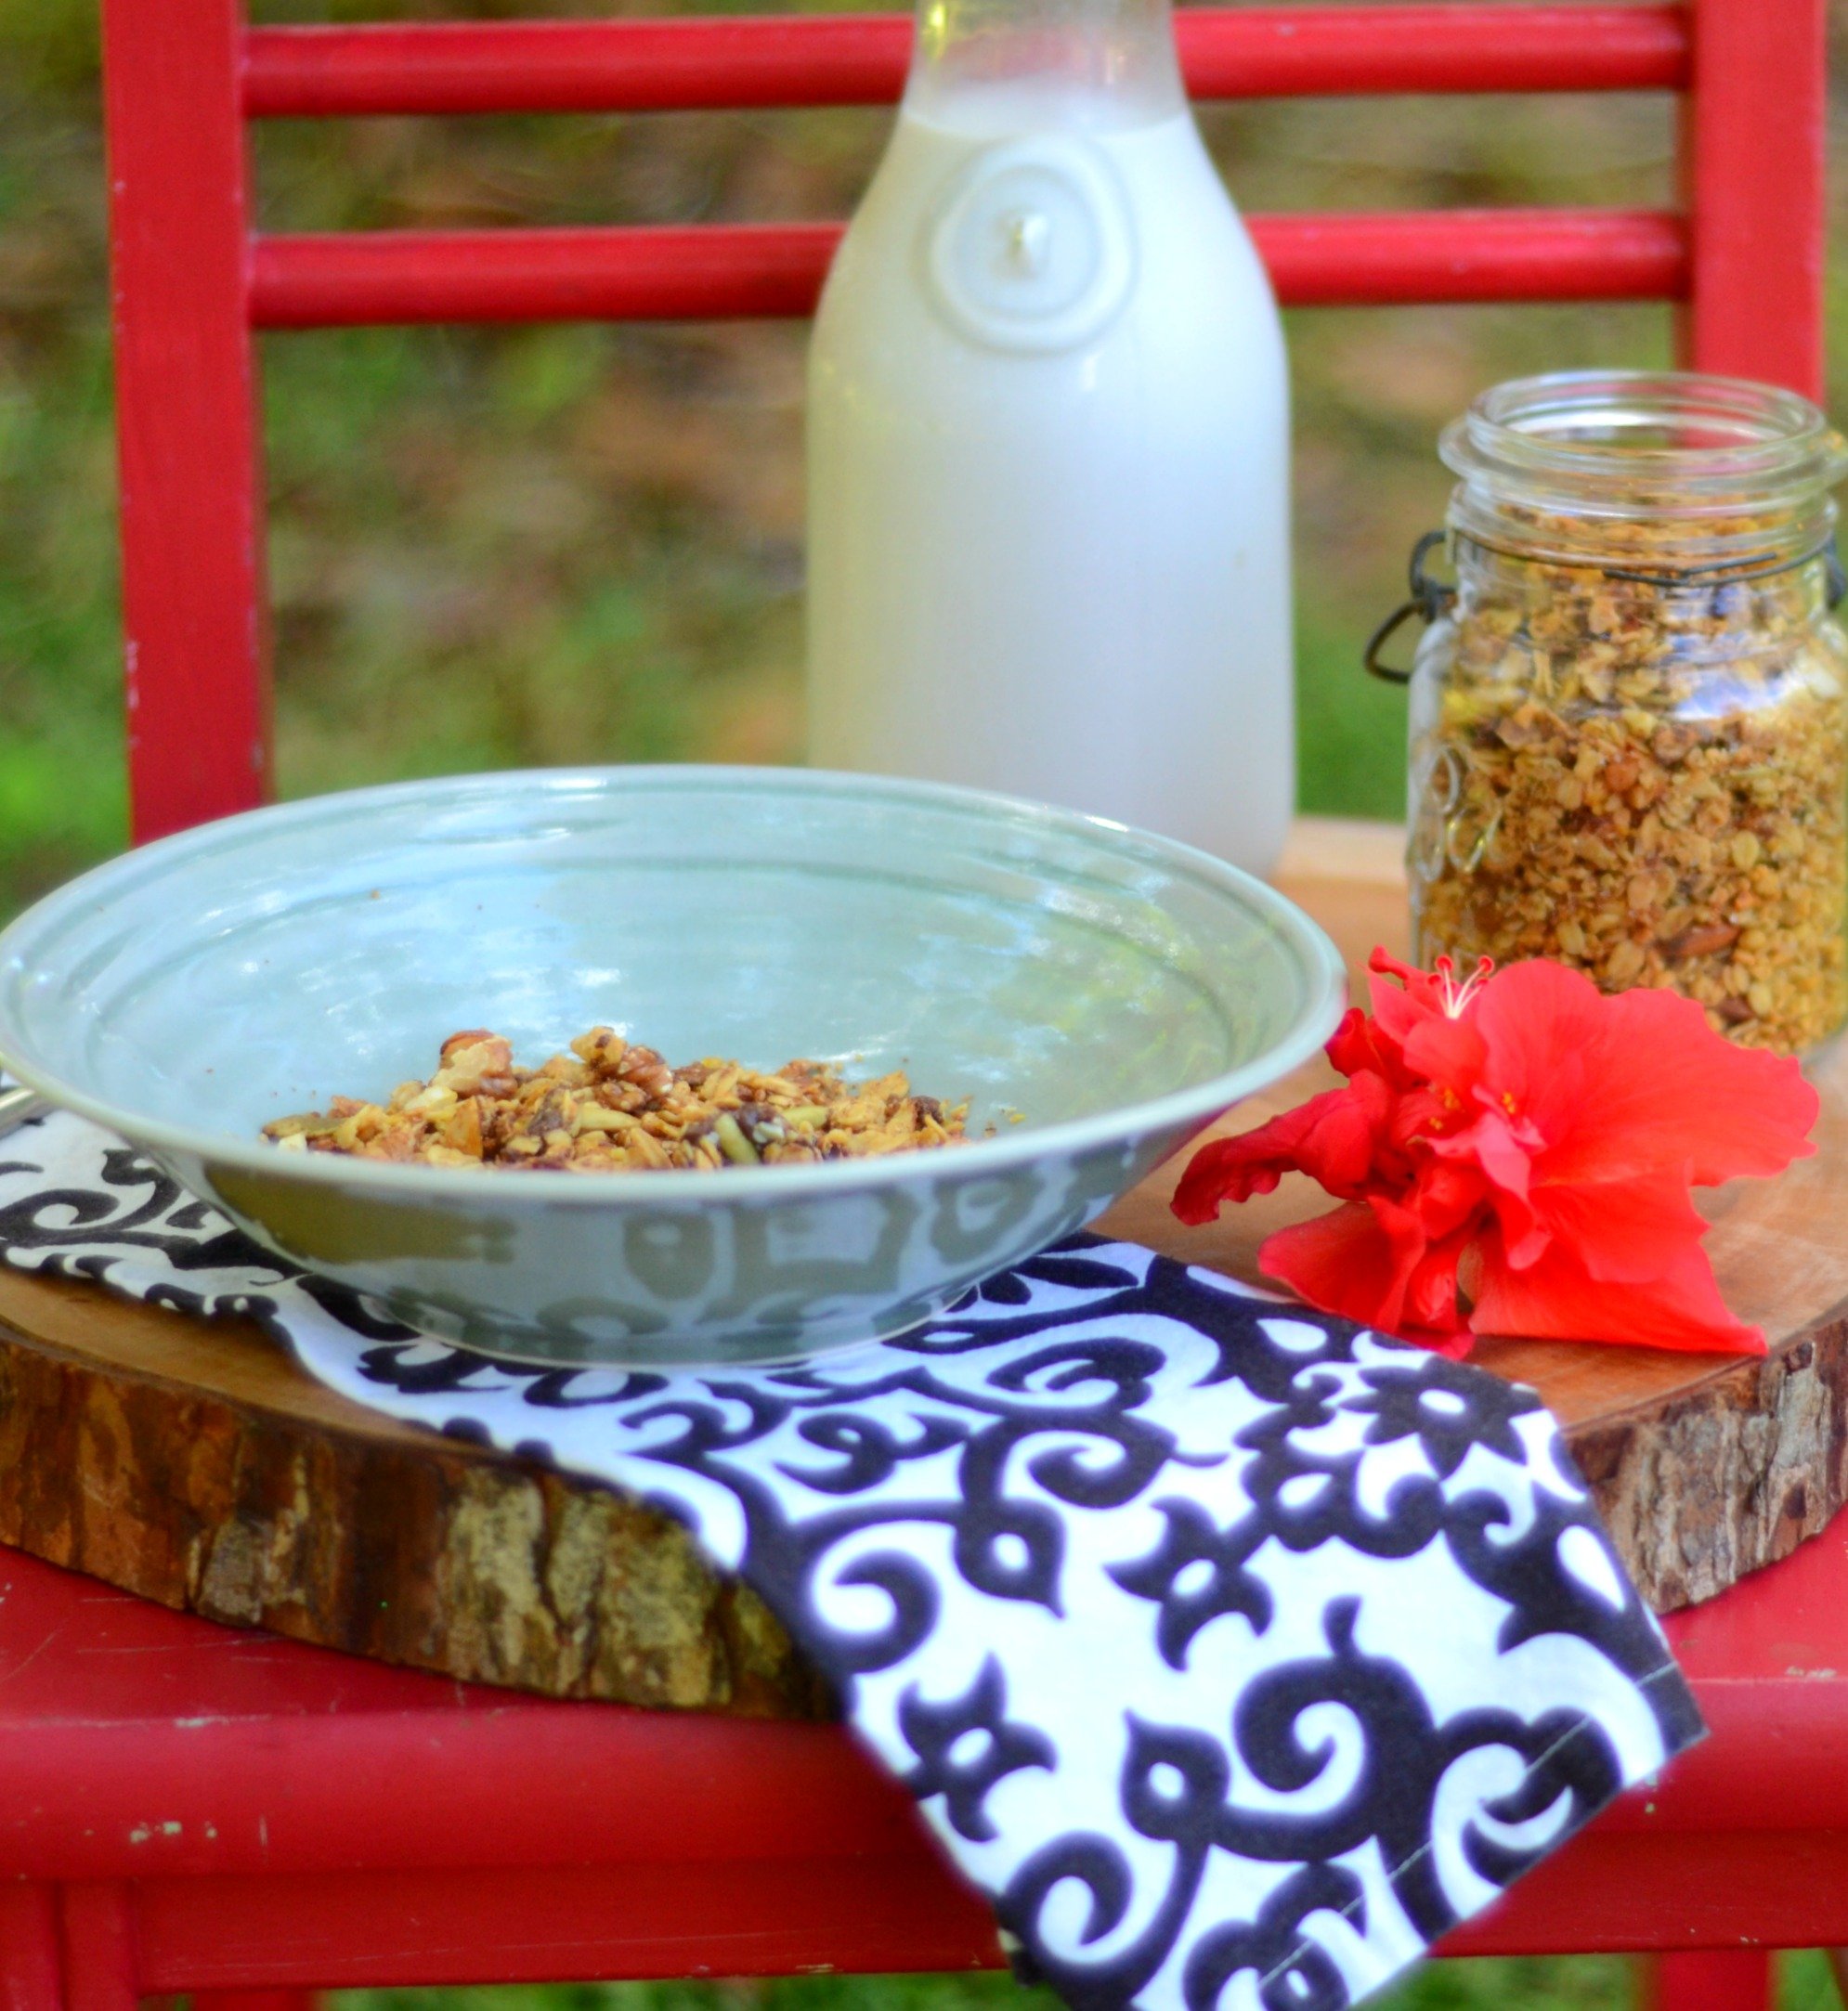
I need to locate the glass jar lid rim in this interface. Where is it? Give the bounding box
[1439,369,1848,498]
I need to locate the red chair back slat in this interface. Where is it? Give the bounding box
[102,0,272,843]
[99,0,1828,844]
[1681,0,1828,396]
[248,211,1689,330]
[240,8,1690,118]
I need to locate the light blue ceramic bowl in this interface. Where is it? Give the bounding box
[0,767,1344,1366]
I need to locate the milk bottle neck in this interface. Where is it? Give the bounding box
[903,0,1186,131]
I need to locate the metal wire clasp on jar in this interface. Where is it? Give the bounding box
[1367,370,1848,1055]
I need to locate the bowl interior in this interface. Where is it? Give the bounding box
[0,769,1333,1154]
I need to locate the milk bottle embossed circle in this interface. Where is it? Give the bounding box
[923,138,1135,352]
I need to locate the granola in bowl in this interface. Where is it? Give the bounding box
[263,1027,970,1172]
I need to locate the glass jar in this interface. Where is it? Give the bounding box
[1392,370,1848,1054]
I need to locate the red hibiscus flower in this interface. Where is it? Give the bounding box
[1171,951,1818,1357]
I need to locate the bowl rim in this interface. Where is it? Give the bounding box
[0,764,1348,1205]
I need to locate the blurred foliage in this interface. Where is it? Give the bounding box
[331,1945,1848,2011]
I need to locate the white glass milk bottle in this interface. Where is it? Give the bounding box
[805,0,1293,872]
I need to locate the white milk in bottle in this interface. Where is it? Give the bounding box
[806,0,1292,871]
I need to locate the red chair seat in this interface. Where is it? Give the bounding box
[6,1524,1848,2003]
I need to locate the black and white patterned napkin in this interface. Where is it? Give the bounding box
[0,1109,1699,2011]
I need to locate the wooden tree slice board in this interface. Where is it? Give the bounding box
[0,816,1843,1712]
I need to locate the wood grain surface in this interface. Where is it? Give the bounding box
[0,817,1839,1707]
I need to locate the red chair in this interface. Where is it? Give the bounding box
[52,2,1831,2007]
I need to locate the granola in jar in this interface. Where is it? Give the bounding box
[1396,372,1848,1053]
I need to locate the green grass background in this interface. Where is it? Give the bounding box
[326,1951,1848,2011]
[344,1971,1624,2011]
[7,2,1848,2004]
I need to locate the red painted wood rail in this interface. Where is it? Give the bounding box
[240,6,1692,116]
[2,1521,1848,2004]
[247,211,1691,329]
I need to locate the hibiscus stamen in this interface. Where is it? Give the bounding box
[1433,954,1496,1018]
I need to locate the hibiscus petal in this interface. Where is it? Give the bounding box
[1386,1085,1470,1156]
[1257,1200,1474,1356]
[1468,1229,1765,1355]
[1406,1157,1491,1242]
[1403,1226,1477,1345]
[1434,1111,1542,1261]
[1170,1077,1390,1223]
[1471,959,1818,1188]
[1399,1010,1489,1098]
[1524,1174,1711,1284]
[1324,1007,1387,1083]
[1258,1202,1417,1331]
[1369,1191,1483,1347]
[1366,952,1452,1057]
